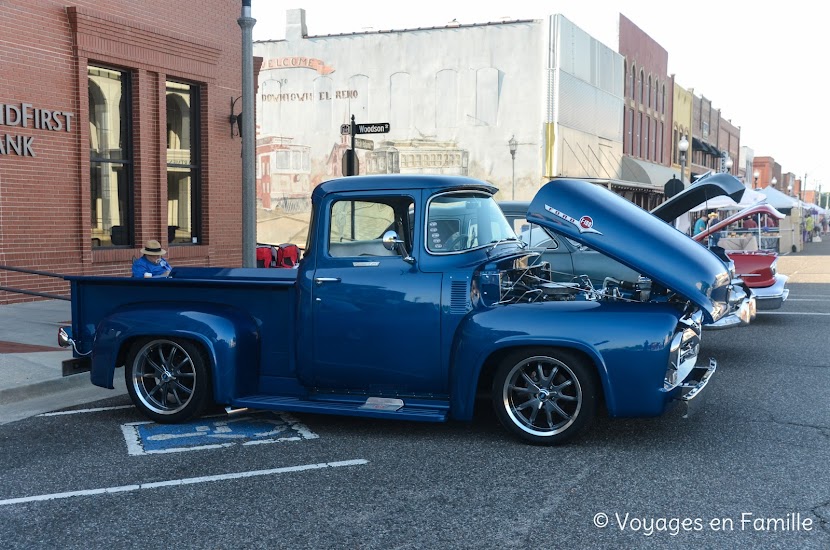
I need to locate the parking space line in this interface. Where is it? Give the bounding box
[38,405,134,417]
[758,312,830,316]
[0,459,368,507]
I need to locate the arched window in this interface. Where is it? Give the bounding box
[638,69,644,104]
[166,79,201,245]
[629,63,636,99]
[88,66,132,247]
[623,60,628,96]
[646,76,652,108]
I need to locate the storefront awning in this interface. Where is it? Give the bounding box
[621,156,681,190]
[692,137,720,157]
[558,177,663,193]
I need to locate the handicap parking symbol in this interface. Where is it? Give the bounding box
[121,412,318,456]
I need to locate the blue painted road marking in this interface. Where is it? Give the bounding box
[121,412,318,455]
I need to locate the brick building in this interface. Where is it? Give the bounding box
[0,1,245,304]
[618,13,676,208]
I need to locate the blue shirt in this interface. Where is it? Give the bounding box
[132,256,172,278]
[693,218,707,236]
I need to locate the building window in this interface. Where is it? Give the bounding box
[390,72,412,130]
[635,112,641,157]
[638,69,644,104]
[646,76,651,108]
[629,63,635,99]
[166,80,201,245]
[435,70,459,128]
[89,66,132,247]
[475,67,500,126]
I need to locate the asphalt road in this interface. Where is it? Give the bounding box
[0,283,827,549]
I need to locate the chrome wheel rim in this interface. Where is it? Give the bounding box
[131,340,196,415]
[502,355,582,436]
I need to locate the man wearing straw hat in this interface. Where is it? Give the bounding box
[132,239,173,278]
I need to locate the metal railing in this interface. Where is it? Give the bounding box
[0,264,70,301]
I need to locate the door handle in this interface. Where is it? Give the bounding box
[314,277,341,285]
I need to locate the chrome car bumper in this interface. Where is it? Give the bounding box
[678,358,717,418]
[753,275,789,310]
[704,295,754,330]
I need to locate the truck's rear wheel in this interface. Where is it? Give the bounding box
[125,337,211,423]
[492,348,598,445]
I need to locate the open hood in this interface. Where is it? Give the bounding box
[651,172,746,222]
[694,202,785,242]
[527,179,731,323]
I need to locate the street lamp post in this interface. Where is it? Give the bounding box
[753,170,760,188]
[771,176,778,188]
[725,156,733,174]
[239,0,257,267]
[508,135,518,200]
[678,135,689,184]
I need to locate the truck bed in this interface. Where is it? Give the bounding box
[66,267,299,390]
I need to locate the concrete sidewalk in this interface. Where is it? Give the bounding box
[0,231,827,425]
[0,299,126,425]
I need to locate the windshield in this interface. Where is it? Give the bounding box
[426,192,516,253]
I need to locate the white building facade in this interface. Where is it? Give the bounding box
[254,10,625,245]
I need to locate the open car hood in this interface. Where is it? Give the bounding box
[694,202,785,242]
[527,179,731,323]
[651,172,746,222]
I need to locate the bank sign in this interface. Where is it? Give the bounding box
[0,101,74,157]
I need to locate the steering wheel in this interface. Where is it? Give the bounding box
[444,232,468,251]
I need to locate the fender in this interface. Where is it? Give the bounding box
[89,302,259,403]
[449,300,682,420]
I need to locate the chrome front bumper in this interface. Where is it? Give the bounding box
[678,358,717,418]
[753,275,789,310]
[704,295,755,330]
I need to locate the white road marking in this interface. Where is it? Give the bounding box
[0,459,368,507]
[37,405,133,417]
[784,298,830,301]
[758,311,830,316]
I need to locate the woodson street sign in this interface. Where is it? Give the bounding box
[355,122,390,134]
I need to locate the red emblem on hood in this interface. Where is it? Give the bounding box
[579,216,593,230]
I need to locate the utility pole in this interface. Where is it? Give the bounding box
[239,0,256,267]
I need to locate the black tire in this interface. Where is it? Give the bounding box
[492,347,598,445]
[124,337,212,423]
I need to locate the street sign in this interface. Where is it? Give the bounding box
[354,137,374,151]
[340,124,351,136]
[664,177,684,198]
[342,149,359,176]
[354,122,390,134]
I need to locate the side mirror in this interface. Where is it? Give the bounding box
[382,230,415,264]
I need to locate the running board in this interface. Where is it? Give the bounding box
[231,394,449,422]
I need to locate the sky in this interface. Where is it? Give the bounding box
[250,0,827,192]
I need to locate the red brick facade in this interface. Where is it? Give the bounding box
[0,1,244,304]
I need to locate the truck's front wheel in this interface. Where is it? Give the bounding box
[492,348,598,445]
[125,338,211,423]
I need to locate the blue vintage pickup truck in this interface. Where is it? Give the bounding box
[60,175,728,445]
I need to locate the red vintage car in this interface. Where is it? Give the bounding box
[693,203,789,310]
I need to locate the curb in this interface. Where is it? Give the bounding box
[0,371,97,405]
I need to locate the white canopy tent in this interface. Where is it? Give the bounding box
[801,201,826,215]
[688,184,767,212]
[757,186,800,211]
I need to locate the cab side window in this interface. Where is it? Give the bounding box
[328,198,413,258]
